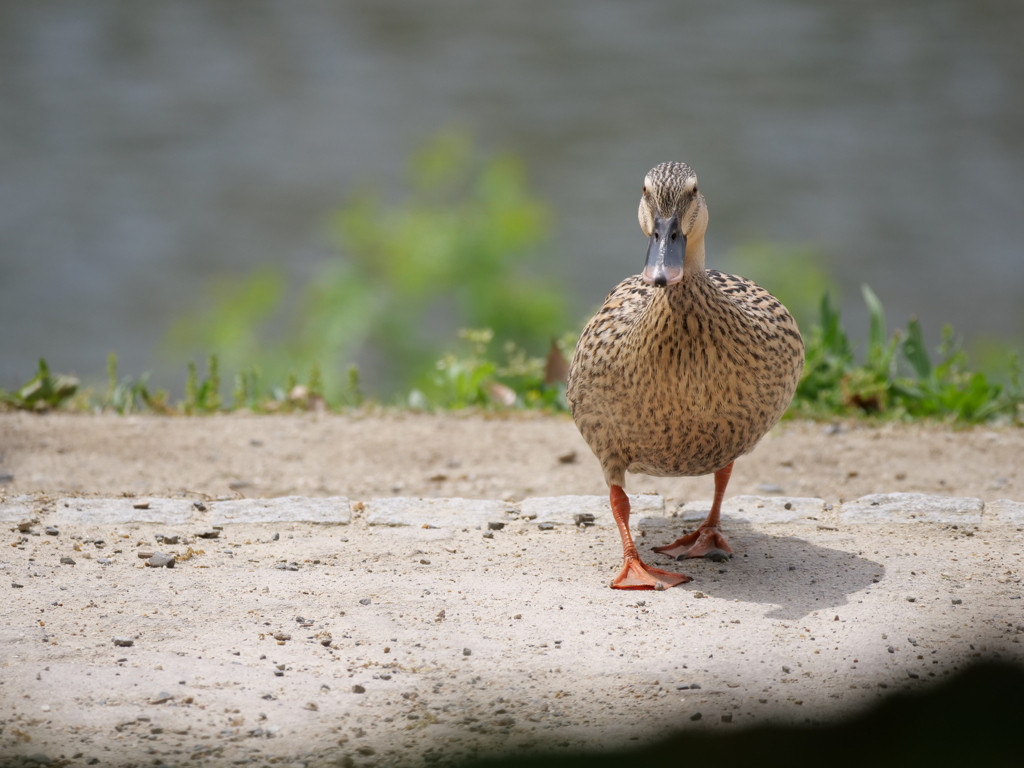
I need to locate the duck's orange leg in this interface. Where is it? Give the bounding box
[609,484,691,590]
[653,461,735,560]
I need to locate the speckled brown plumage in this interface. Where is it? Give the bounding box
[568,269,803,485]
[566,161,804,589]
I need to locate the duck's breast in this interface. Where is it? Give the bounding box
[568,273,803,479]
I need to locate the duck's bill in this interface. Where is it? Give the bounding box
[641,214,685,287]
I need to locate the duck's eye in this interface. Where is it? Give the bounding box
[653,231,659,240]
[670,232,677,242]
[642,185,647,195]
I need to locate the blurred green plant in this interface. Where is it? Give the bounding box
[6,285,1021,423]
[182,354,223,414]
[0,358,80,412]
[165,132,568,400]
[103,352,171,414]
[791,285,1024,422]
[408,329,574,411]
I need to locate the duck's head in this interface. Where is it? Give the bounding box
[638,161,708,287]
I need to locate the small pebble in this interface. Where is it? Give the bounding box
[150,692,173,704]
[463,648,472,656]
[538,522,554,531]
[483,532,494,539]
[132,501,150,510]
[113,637,134,647]
[147,553,175,568]
[689,712,702,721]
[352,685,366,694]
[952,598,963,605]
[487,521,505,531]
[906,596,916,603]
[44,526,59,536]
[196,530,220,539]
[273,632,291,641]
[359,598,371,605]
[271,533,280,541]
[97,558,113,565]
[12,583,24,588]
[704,549,730,563]
[192,501,207,512]
[60,557,75,565]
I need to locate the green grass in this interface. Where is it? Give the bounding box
[792,286,1023,423]
[3,285,1022,423]
[0,359,81,412]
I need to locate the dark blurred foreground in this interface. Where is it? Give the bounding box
[461,661,1024,768]
[1,661,1020,767]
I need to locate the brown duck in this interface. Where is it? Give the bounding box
[566,161,804,590]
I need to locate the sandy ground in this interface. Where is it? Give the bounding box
[2,411,1024,504]
[1,413,1023,768]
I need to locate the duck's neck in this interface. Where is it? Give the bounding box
[683,236,707,276]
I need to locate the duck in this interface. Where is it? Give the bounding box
[566,161,804,590]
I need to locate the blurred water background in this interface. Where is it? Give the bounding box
[2,0,1022,395]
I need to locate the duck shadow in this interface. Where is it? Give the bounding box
[640,521,885,620]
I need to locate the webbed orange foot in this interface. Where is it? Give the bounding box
[611,556,692,590]
[652,525,733,560]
